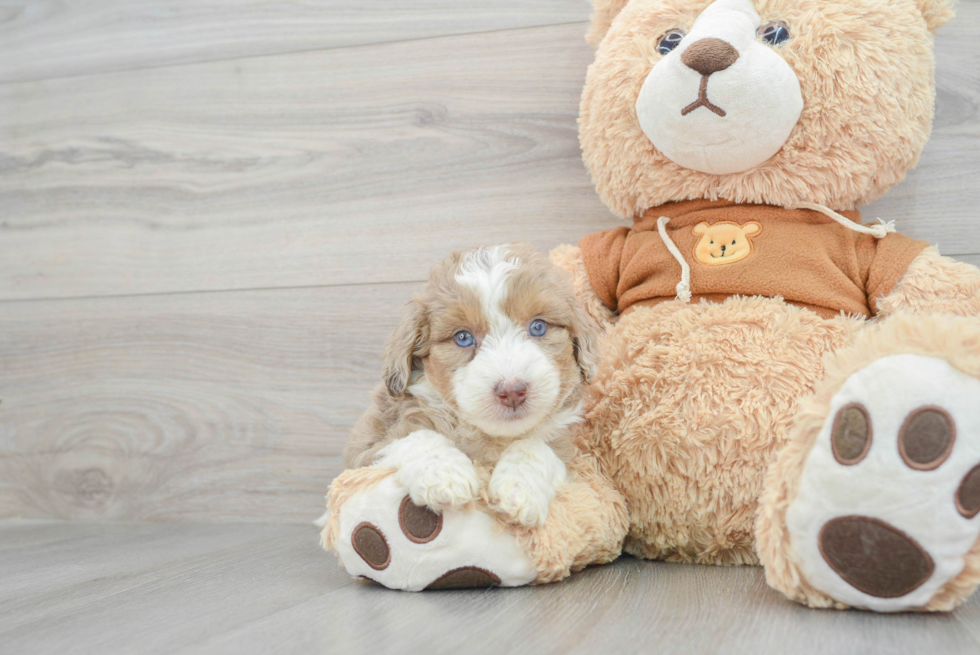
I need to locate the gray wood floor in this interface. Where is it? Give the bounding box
[2,520,979,655]
[2,0,980,652]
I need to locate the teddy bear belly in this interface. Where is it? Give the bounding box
[586,295,864,565]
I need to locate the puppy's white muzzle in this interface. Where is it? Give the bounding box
[453,328,561,438]
[635,0,803,175]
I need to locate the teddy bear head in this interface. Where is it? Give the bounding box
[579,0,954,218]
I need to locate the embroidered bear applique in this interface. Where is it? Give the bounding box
[692,221,762,266]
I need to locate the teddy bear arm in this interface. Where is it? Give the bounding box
[550,244,616,329]
[876,246,980,318]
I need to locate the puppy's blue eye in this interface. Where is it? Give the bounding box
[758,21,791,46]
[528,320,547,337]
[657,29,686,56]
[454,331,474,347]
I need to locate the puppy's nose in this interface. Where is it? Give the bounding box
[495,380,528,409]
[681,38,739,76]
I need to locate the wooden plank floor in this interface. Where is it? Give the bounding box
[1,520,979,655]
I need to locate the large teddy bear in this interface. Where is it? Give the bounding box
[322,0,980,612]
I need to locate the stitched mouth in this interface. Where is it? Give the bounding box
[682,75,726,117]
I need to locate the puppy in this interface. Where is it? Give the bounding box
[343,243,601,527]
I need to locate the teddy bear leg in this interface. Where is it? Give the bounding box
[321,467,537,590]
[321,451,628,590]
[757,313,980,611]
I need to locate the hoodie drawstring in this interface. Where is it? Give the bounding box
[657,216,692,303]
[790,201,896,239]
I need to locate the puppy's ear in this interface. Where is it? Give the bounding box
[570,299,603,384]
[381,299,428,397]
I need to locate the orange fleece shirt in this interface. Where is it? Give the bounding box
[579,199,929,319]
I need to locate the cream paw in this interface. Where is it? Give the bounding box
[488,438,567,527]
[374,429,481,511]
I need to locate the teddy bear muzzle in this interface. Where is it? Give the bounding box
[635,0,803,175]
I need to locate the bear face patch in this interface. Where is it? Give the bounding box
[692,221,762,266]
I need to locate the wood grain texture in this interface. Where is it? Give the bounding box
[0,282,416,523]
[2,7,979,302]
[0,23,609,301]
[0,0,592,84]
[1,520,979,655]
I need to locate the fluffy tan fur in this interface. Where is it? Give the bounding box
[756,313,980,610]
[511,449,630,582]
[584,285,863,564]
[877,246,980,318]
[550,243,616,329]
[916,0,957,31]
[580,0,943,217]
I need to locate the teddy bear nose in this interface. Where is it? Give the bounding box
[495,379,528,409]
[681,38,740,76]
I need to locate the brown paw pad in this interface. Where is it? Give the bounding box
[399,495,443,544]
[956,464,980,519]
[351,522,391,570]
[831,403,872,465]
[425,567,501,590]
[899,406,955,471]
[819,516,934,598]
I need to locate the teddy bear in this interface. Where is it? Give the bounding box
[322,0,980,612]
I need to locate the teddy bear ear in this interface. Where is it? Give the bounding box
[586,0,633,47]
[915,0,955,32]
[692,222,709,236]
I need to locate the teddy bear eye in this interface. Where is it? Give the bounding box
[656,29,686,56]
[758,21,791,46]
[732,240,737,245]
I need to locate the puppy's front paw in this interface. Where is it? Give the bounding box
[404,452,481,511]
[488,468,554,528]
[374,430,481,512]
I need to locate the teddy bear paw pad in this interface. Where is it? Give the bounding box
[786,354,980,611]
[332,474,536,591]
[425,567,501,590]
